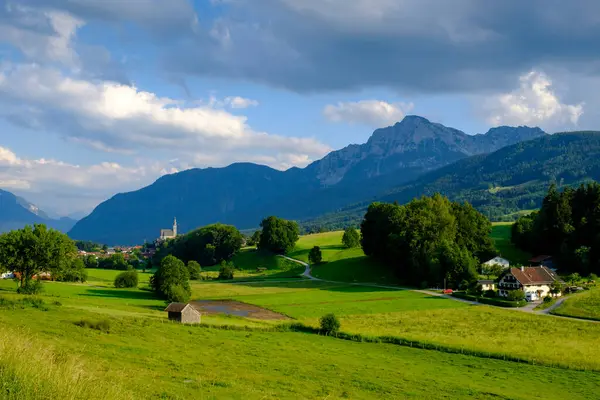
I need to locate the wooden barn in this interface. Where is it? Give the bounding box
[164,303,201,324]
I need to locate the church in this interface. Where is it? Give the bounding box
[159,218,178,241]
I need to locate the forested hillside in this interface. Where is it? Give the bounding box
[304,132,600,231]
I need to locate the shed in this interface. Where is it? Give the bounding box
[164,303,201,324]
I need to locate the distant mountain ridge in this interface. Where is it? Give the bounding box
[0,189,77,234]
[69,116,547,245]
[304,131,600,229]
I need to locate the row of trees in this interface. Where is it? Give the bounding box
[154,224,244,267]
[0,224,85,293]
[512,183,600,274]
[361,195,497,288]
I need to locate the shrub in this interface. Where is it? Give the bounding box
[75,319,111,333]
[187,261,202,280]
[308,246,323,265]
[320,313,341,335]
[114,270,138,288]
[484,289,497,298]
[507,290,526,302]
[218,262,235,280]
[17,279,44,295]
[342,227,360,248]
[543,296,554,303]
[166,284,190,303]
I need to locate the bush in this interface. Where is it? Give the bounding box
[342,227,360,248]
[484,289,497,298]
[507,290,526,302]
[319,313,341,335]
[75,319,111,333]
[187,261,202,280]
[114,270,139,288]
[543,296,554,303]
[17,279,44,295]
[218,262,235,280]
[308,246,322,264]
[166,284,190,303]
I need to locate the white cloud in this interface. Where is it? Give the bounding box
[224,96,259,109]
[323,100,414,126]
[485,70,584,130]
[0,63,330,163]
[0,145,178,215]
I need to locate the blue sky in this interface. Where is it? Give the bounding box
[0,0,598,216]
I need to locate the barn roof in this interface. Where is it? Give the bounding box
[164,303,189,313]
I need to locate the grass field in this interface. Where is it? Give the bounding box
[552,289,600,321]
[490,223,532,265]
[192,280,600,371]
[289,232,399,284]
[0,229,597,399]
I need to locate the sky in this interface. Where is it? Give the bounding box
[0,0,597,217]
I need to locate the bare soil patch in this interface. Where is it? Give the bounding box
[191,300,290,320]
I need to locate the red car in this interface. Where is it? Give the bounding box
[442,289,453,294]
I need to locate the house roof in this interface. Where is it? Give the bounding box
[529,255,552,263]
[478,280,495,284]
[164,303,189,313]
[509,266,558,285]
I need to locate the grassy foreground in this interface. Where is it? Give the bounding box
[0,293,599,399]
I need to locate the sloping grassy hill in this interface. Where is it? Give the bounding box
[288,231,399,284]
[490,223,532,265]
[552,288,600,321]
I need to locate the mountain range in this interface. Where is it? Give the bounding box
[68,116,548,245]
[0,189,77,234]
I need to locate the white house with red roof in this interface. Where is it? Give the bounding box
[498,266,561,301]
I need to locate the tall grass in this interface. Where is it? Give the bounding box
[0,328,130,399]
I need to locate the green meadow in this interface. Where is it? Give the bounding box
[490,223,532,265]
[0,226,598,399]
[552,288,600,321]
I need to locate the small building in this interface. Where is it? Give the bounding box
[483,257,510,269]
[159,218,178,242]
[498,266,561,300]
[478,280,496,291]
[164,303,201,324]
[528,255,554,269]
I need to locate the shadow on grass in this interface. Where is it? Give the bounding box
[140,304,167,312]
[81,288,158,301]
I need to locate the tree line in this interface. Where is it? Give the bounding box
[512,183,600,274]
[361,194,497,288]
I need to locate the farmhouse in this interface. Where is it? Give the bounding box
[164,303,201,324]
[483,257,510,269]
[498,266,561,300]
[159,218,178,241]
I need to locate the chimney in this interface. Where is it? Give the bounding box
[521,266,525,272]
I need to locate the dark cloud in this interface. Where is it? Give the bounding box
[160,0,600,94]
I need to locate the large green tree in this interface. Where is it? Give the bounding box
[342,227,360,249]
[150,255,191,302]
[258,216,299,254]
[0,224,77,290]
[155,223,243,266]
[361,194,492,287]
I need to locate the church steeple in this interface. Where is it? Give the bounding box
[173,217,178,237]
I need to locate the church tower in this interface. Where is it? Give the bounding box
[173,217,178,237]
